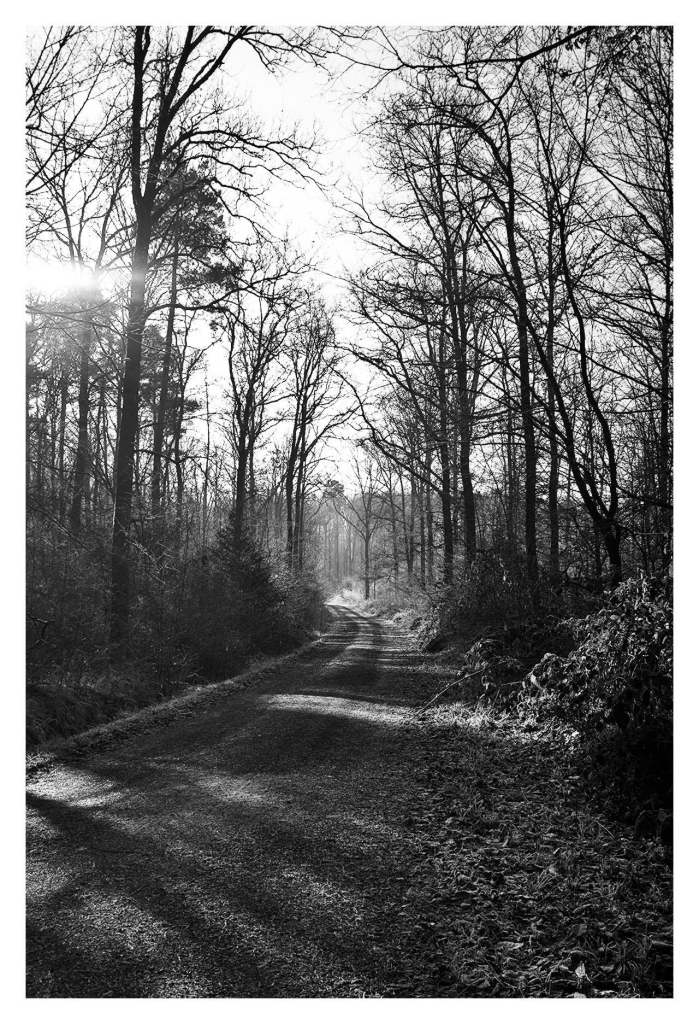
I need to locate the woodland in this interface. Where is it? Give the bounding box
[26,28,673,990]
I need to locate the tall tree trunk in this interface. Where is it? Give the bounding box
[407,473,416,577]
[390,492,400,583]
[543,212,560,580]
[419,478,426,587]
[334,511,340,586]
[600,520,623,588]
[453,278,477,562]
[548,421,560,579]
[151,236,178,534]
[364,524,371,600]
[517,317,539,585]
[69,321,91,533]
[593,520,603,588]
[437,329,454,583]
[202,381,210,551]
[546,336,560,580]
[499,140,539,584]
[56,372,68,518]
[173,356,187,555]
[294,464,305,571]
[96,374,110,508]
[426,448,434,583]
[247,428,255,540]
[233,416,249,546]
[285,467,295,565]
[439,445,454,585]
[506,405,516,551]
[659,273,672,571]
[110,230,150,646]
[459,421,477,562]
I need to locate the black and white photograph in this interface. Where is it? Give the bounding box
[23,11,678,1004]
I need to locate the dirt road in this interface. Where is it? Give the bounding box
[26,606,442,998]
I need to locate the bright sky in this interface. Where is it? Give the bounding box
[224,39,374,284]
[24,32,372,292]
[25,28,384,479]
[191,43,382,468]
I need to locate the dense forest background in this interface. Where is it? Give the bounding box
[26,26,672,756]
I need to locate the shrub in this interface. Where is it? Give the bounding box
[26,519,330,745]
[421,549,592,652]
[175,529,329,681]
[510,574,672,818]
[279,567,329,634]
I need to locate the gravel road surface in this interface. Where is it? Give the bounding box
[27,605,440,998]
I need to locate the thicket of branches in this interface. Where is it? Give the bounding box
[307,25,672,816]
[26,26,351,740]
[336,26,671,608]
[26,26,672,759]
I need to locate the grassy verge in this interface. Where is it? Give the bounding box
[26,635,324,774]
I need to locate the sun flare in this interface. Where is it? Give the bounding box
[26,260,97,298]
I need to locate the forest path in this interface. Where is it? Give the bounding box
[26,606,445,998]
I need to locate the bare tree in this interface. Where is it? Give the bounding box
[283,294,350,570]
[109,25,326,645]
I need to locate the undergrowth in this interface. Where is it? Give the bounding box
[26,670,190,748]
[420,551,598,653]
[455,574,673,825]
[27,522,329,749]
[409,700,672,997]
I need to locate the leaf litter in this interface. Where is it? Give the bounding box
[402,696,672,997]
[27,616,671,998]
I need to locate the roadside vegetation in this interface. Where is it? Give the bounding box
[27,523,328,747]
[403,691,672,997]
[347,567,665,828]
[27,27,671,757]
[26,24,672,998]
[378,568,673,998]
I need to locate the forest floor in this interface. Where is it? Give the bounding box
[26,605,672,998]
